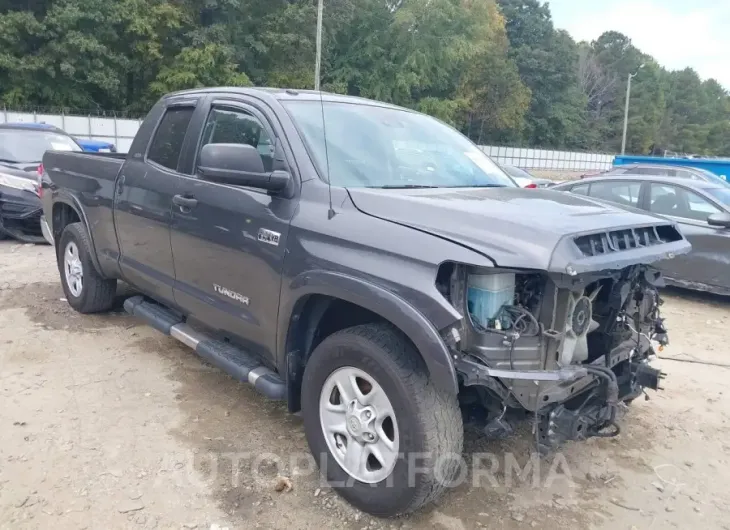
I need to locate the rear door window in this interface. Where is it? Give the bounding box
[570,184,590,195]
[589,181,641,207]
[147,107,195,171]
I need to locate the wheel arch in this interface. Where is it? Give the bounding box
[280,271,459,412]
[51,194,105,278]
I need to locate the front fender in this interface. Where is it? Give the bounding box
[281,270,459,396]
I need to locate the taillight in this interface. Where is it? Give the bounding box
[36,163,44,197]
[525,183,538,189]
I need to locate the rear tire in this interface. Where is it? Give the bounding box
[58,222,117,313]
[301,323,463,517]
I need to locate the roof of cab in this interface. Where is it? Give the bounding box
[164,86,411,112]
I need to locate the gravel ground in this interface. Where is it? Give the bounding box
[1,241,729,530]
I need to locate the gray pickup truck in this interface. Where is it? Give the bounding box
[41,87,690,516]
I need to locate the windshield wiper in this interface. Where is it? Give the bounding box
[0,158,20,164]
[374,184,441,189]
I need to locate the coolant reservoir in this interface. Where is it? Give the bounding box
[467,272,516,329]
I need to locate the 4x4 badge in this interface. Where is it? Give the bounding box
[258,228,281,246]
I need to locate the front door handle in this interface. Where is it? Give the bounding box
[172,194,198,210]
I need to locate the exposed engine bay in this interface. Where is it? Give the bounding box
[437,262,668,452]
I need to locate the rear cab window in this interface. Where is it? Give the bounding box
[147,107,195,171]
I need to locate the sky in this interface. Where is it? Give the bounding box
[547,0,730,89]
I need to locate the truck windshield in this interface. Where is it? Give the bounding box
[0,130,81,163]
[282,100,515,189]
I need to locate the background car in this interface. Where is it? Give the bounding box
[584,163,730,187]
[76,138,117,153]
[0,123,81,242]
[551,174,730,295]
[499,164,553,188]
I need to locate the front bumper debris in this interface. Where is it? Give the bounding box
[537,388,620,453]
[456,351,666,452]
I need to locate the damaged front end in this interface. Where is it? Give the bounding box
[439,223,688,453]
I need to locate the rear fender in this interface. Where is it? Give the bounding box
[51,191,106,278]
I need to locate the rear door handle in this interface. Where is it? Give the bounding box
[172,194,198,210]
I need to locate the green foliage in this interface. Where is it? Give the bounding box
[149,44,252,98]
[0,0,727,155]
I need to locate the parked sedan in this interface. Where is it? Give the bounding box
[0,123,81,242]
[499,164,553,188]
[589,163,729,187]
[551,175,730,295]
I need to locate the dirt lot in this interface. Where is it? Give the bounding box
[1,241,730,530]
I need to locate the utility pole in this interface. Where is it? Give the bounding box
[314,0,324,91]
[621,63,645,154]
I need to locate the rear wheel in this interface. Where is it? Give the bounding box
[58,222,117,313]
[301,323,463,517]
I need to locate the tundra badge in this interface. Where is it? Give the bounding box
[258,228,281,246]
[214,284,250,306]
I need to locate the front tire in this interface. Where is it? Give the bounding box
[301,323,463,517]
[58,222,117,314]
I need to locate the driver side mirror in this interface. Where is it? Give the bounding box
[198,143,290,193]
[707,212,730,228]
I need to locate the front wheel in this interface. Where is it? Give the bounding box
[301,323,463,517]
[58,222,117,313]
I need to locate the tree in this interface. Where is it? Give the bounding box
[0,0,727,156]
[497,0,585,148]
[148,44,252,98]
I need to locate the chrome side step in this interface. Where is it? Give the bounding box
[124,296,286,400]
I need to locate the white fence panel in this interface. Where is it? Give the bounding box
[480,144,614,171]
[1,109,141,152]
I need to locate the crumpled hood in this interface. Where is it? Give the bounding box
[347,186,690,273]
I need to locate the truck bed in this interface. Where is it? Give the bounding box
[44,151,125,192]
[43,150,127,274]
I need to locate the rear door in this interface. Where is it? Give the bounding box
[169,97,297,364]
[113,96,201,304]
[646,182,730,288]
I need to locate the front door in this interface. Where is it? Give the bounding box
[113,100,198,304]
[646,182,730,288]
[170,101,296,364]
